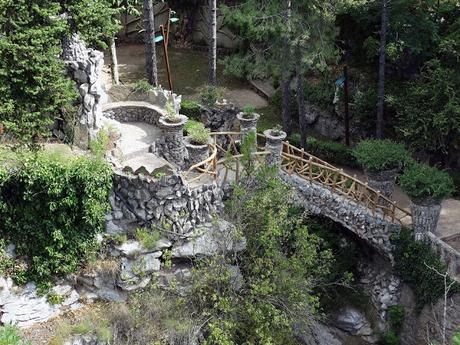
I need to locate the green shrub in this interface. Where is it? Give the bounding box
[187,122,210,145]
[180,100,201,121]
[135,227,160,251]
[132,79,154,93]
[449,171,460,198]
[242,104,255,115]
[165,101,180,123]
[392,231,459,310]
[380,329,400,345]
[353,139,411,173]
[200,85,224,107]
[0,149,112,286]
[388,305,405,332]
[0,325,30,345]
[399,163,455,201]
[287,135,358,168]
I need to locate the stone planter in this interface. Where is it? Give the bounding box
[185,137,210,167]
[365,168,399,199]
[158,115,188,167]
[410,197,442,241]
[237,112,260,143]
[263,129,287,167]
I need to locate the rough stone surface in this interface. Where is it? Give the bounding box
[281,171,401,258]
[102,101,165,125]
[109,172,224,239]
[365,169,399,200]
[399,284,460,345]
[411,201,442,240]
[63,33,106,148]
[155,116,188,167]
[63,335,105,345]
[263,130,286,167]
[184,137,210,168]
[0,279,81,328]
[358,260,401,325]
[200,103,239,132]
[171,220,246,258]
[335,306,373,336]
[237,112,260,143]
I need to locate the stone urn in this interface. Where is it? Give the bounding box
[185,136,210,167]
[237,112,260,143]
[158,115,188,167]
[410,197,442,241]
[365,167,400,199]
[263,129,287,167]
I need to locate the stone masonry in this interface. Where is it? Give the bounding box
[281,171,401,258]
[62,33,107,148]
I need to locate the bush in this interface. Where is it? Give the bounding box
[287,135,358,168]
[380,329,400,345]
[353,139,411,173]
[0,325,30,345]
[180,100,201,121]
[132,79,154,93]
[200,85,224,107]
[186,121,210,145]
[399,163,455,201]
[0,149,112,286]
[388,305,405,332]
[392,230,459,310]
[135,227,160,251]
[449,171,460,198]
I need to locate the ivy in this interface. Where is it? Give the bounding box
[0,149,112,285]
[392,231,460,311]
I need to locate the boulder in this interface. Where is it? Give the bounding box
[335,306,373,336]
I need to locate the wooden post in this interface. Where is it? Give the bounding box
[160,24,173,91]
[344,65,350,146]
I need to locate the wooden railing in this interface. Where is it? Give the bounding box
[184,132,412,225]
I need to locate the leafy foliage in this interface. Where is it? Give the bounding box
[187,121,210,146]
[0,325,30,345]
[390,60,460,159]
[180,100,201,121]
[0,0,77,145]
[353,139,411,173]
[399,163,455,201]
[200,85,224,107]
[392,230,460,310]
[186,167,332,343]
[0,149,112,285]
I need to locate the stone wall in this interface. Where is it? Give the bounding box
[108,172,223,238]
[281,171,401,258]
[102,101,165,125]
[427,232,460,280]
[62,33,107,148]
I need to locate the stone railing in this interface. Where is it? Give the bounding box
[102,101,165,125]
[427,232,460,281]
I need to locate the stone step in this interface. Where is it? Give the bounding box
[122,152,174,176]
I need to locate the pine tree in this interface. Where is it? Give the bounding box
[0,0,76,145]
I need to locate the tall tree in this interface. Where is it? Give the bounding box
[0,0,76,145]
[376,0,389,138]
[143,0,158,86]
[208,0,217,85]
[281,0,293,135]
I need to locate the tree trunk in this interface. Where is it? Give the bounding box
[297,68,307,149]
[143,0,158,86]
[281,0,292,136]
[208,0,217,86]
[376,0,389,139]
[110,38,120,85]
[282,76,293,136]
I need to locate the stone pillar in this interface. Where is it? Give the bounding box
[62,33,107,149]
[237,112,260,144]
[365,168,399,199]
[263,129,287,168]
[184,137,210,167]
[158,115,188,167]
[410,199,442,241]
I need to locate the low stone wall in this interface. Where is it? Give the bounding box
[281,171,401,258]
[102,101,165,125]
[107,172,223,238]
[427,232,460,280]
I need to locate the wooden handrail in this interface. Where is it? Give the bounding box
[184,132,412,225]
